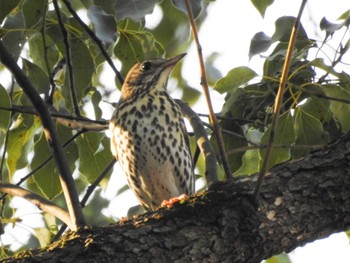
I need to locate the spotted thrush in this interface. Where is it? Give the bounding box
[109,54,195,211]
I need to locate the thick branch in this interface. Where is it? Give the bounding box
[0,40,86,229]
[7,133,350,262]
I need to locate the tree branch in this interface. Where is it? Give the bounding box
[0,40,86,229]
[60,0,124,85]
[7,132,350,262]
[0,182,72,229]
[53,0,80,116]
[175,99,218,185]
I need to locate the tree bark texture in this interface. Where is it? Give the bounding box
[5,134,350,263]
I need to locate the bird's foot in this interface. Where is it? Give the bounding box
[161,194,188,208]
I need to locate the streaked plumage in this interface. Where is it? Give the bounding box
[109,54,194,210]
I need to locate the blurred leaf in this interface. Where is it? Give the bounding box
[31,132,61,200]
[249,32,273,59]
[88,5,117,44]
[0,0,20,24]
[0,84,11,131]
[235,148,260,176]
[338,10,350,21]
[321,84,350,132]
[22,59,50,97]
[172,0,203,19]
[22,0,46,29]
[310,58,350,83]
[114,0,160,22]
[33,227,51,248]
[265,253,292,263]
[180,86,201,106]
[77,132,113,186]
[1,11,26,61]
[63,38,94,110]
[260,111,295,169]
[272,16,308,42]
[320,17,345,41]
[28,34,59,72]
[250,0,274,17]
[205,53,223,85]
[6,116,40,178]
[114,29,164,75]
[214,67,258,94]
[293,108,329,158]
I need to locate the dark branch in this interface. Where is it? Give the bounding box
[0,40,86,229]
[53,0,80,116]
[8,132,350,262]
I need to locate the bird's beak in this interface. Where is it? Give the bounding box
[163,53,187,68]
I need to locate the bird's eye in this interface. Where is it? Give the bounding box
[140,61,152,71]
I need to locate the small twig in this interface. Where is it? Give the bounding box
[0,40,86,229]
[60,0,124,85]
[184,0,231,179]
[53,0,80,116]
[253,0,308,202]
[0,105,108,131]
[0,181,72,229]
[227,143,324,156]
[80,159,116,207]
[40,3,56,104]
[176,100,218,186]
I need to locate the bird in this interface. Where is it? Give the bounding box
[109,53,195,211]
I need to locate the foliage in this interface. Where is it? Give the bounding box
[0,0,349,261]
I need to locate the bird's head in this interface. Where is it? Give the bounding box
[119,53,186,102]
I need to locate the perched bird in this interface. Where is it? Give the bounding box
[109,54,195,211]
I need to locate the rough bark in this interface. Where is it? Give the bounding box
[5,133,350,263]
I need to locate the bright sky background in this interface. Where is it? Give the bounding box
[2,0,350,262]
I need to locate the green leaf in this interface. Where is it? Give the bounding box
[265,253,292,263]
[0,0,20,24]
[235,148,260,176]
[6,115,40,178]
[31,132,61,200]
[249,32,273,59]
[171,0,203,19]
[0,84,11,131]
[63,38,94,110]
[22,0,46,29]
[260,111,295,169]
[310,58,350,83]
[250,0,274,17]
[213,67,258,94]
[76,133,113,187]
[1,11,26,61]
[293,108,329,158]
[22,59,50,97]
[88,5,117,44]
[321,84,350,132]
[320,17,345,41]
[114,0,160,22]
[272,16,308,42]
[114,29,164,75]
[33,227,51,248]
[29,35,59,72]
